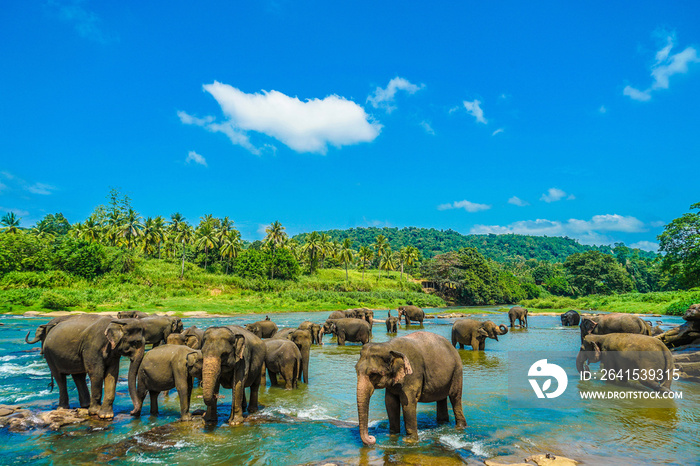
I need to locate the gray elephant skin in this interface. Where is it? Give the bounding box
[397,305,425,325]
[508,306,528,328]
[117,310,149,319]
[42,315,145,419]
[451,319,508,351]
[577,333,674,392]
[166,325,205,349]
[274,328,312,384]
[386,311,399,333]
[355,331,466,446]
[26,315,92,354]
[298,321,323,345]
[200,326,266,425]
[132,345,203,420]
[245,320,279,338]
[560,310,580,326]
[323,318,371,346]
[579,314,652,342]
[264,339,301,389]
[129,316,184,347]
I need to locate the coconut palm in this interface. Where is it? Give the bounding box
[196,217,218,270]
[319,233,330,269]
[30,221,55,239]
[152,215,166,258]
[373,235,390,279]
[379,250,397,277]
[1,212,21,234]
[338,238,355,281]
[175,224,194,279]
[398,246,420,280]
[265,221,288,279]
[80,215,102,244]
[120,208,143,249]
[220,229,243,274]
[358,246,374,280]
[302,231,322,273]
[104,209,123,246]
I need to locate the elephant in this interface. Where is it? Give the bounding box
[322,318,371,346]
[579,314,652,343]
[451,319,508,351]
[356,331,466,446]
[42,315,145,419]
[328,309,357,320]
[561,310,581,326]
[166,325,205,349]
[26,314,91,355]
[386,311,399,333]
[132,345,203,420]
[200,326,266,425]
[117,310,149,319]
[274,328,312,383]
[397,305,425,325]
[245,320,278,338]
[298,321,323,345]
[263,339,301,389]
[576,333,675,392]
[129,316,184,347]
[645,321,664,336]
[508,306,528,328]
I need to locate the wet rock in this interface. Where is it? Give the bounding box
[38,408,91,431]
[657,304,700,349]
[0,407,90,432]
[485,454,578,466]
[683,303,700,322]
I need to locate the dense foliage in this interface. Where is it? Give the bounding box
[658,202,700,289]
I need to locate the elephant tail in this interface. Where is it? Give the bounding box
[48,375,54,392]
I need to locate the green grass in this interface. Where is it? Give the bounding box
[522,290,700,315]
[0,260,445,315]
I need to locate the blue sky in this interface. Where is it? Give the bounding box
[1,1,698,250]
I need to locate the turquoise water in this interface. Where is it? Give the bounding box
[0,310,697,465]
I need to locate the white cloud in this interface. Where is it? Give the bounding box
[629,240,659,252]
[0,206,29,217]
[492,128,504,136]
[463,100,487,124]
[420,121,435,135]
[0,172,56,195]
[367,77,423,112]
[437,200,491,212]
[180,82,382,155]
[26,182,55,195]
[48,0,115,44]
[508,196,529,207]
[471,214,647,245]
[186,151,207,167]
[650,220,666,228]
[624,35,699,101]
[540,188,574,203]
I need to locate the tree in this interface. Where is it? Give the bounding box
[302,231,322,274]
[379,249,396,277]
[658,202,700,289]
[338,238,354,281]
[264,221,288,279]
[319,233,330,269]
[358,246,373,280]
[195,215,218,270]
[1,212,21,234]
[169,213,193,279]
[34,213,70,236]
[220,229,243,274]
[119,208,143,250]
[373,235,389,279]
[398,246,419,280]
[564,250,634,295]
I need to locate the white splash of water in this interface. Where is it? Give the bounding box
[0,362,50,377]
[13,388,52,403]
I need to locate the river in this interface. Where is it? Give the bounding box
[0,310,697,465]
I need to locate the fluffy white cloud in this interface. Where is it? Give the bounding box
[463,100,487,124]
[629,240,659,252]
[492,128,504,136]
[540,188,575,203]
[471,214,647,245]
[0,171,55,195]
[437,200,491,212]
[624,35,699,101]
[180,82,382,155]
[508,196,529,207]
[367,77,423,112]
[26,183,55,195]
[186,151,207,167]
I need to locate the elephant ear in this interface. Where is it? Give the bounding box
[389,350,413,385]
[477,328,488,337]
[583,320,598,335]
[592,341,601,361]
[185,335,200,349]
[103,323,126,357]
[234,334,246,361]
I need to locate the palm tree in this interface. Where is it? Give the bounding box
[152,215,166,258]
[1,212,21,234]
[176,224,194,279]
[120,208,143,249]
[398,246,420,280]
[302,231,322,274]
[379,250,397,277]
[318,233,330,269]
[105,209,123,246]
[358,246,374,280]
[81,215,102,243]
[31,221,55,239]
[220,229,243,274]
[338,238,355,281]
[141,217,157,257]
[196,217,218,270]
[168,212,186,258]
[265,221,287,279]
[373,235,389,279]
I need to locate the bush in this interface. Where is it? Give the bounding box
[41,290,74,310]
[0,270,75,288]
[666,292,700,315]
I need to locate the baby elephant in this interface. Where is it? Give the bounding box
[264,339,302,389]
[386,311,399,333]
[245,320,278,338]
[132,345,203,420]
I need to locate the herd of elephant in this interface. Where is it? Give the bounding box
[22,303,677,446]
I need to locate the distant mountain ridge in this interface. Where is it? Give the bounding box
[292,227,657,263]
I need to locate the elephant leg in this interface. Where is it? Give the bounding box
[385,391,401,435]
[436,398,449,424]
[72,373,90,408]
[338,334,346,346]
[248,378,260,414]
[54,371,70,409]
[471,337,480,352]
[87,366,105,416]
[132,375,147,417]
[175,377,191,420]
[460,343,464,350]
[479,341,485,351]
[149,391,159,416]
[98,362,119,419]
[282,366,294,390]
[268,368,278,386]
[204,384,219,422]
[402,396,419,440]
[450,392,467,428]
[229,378,245,425]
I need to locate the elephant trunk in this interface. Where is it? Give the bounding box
[357,374,376,446]
[301,346,310,384]
[498,324,508,335]
[317,330,323,346]
[25,331,41,345]
[202,356,221,406]
[128,345,145,406]
[575,349,587,373]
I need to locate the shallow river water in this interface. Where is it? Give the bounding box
[0,309,697,465]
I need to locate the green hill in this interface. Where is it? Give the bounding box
[292,227,657,263]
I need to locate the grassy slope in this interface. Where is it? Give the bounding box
[0,260,445,315]
[522,290,700,315]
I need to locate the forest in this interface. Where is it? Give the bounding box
[0,190,698,315]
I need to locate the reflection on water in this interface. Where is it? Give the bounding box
[0,311,696,465]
